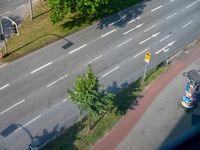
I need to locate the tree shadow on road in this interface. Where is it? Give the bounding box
[105,79,144,116]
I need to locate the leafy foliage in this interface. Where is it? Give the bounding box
[48,0,110,23]
[67,65,114,120]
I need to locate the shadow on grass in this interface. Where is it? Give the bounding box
[3,34,73,60]
[42,121,86,150]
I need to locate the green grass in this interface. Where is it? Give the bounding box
[42,63,168,150]
[0,0,141,62]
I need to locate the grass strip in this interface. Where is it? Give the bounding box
[42,63,168,150]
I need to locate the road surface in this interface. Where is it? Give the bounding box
[0,0,200,149]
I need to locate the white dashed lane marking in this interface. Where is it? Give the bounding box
[31,62,52,74]
[117,38,132,47]
[101,29,116,38]
[0,99,25,115]
[15,115,41,132]
[85,55,103,65]
[182,20,193,28]
[0,84,10,90]
[144,25,156,32]
[186,0,200,9]
[69,44,87,54]
[151,5,163,12]
[102,66,120,78]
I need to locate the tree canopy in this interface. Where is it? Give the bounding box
[67,65,114,120]
[48,0,110,23]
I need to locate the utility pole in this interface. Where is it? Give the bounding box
[29,0,33,20]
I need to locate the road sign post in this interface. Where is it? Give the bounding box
[142,51,151,82]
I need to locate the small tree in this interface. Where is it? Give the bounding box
[67,65,114,129]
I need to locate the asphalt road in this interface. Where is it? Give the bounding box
[0,0,200,149]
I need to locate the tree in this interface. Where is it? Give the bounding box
[48,0,110,23]
[67,65,114,129]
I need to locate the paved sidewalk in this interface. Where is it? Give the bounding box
[92,41,200,150]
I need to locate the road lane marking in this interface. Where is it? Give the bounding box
[69,44,87,54]
[186,0,200,8]
[108,15,127,26]
[117,38,132,47]
[101,29,116,38]
[160,34,172,42]
[166,12,177,20]
[134,48,148,58]
[102,66,120,78]
[151,5,163,12]
[15,115,41,132]
[171,0,175,2]
[31,62,52,74]
[139,32,160,45]
[0,84,10,90]
[144,25,156,32]
[0,11,10,16]
[16,4,25,9]
[182,20,193,28]
[0,99,25,115]
[46,74,68,88]
[123,23,144,35]
[0,63,7,69]
[62,98,67,102]
[85,54,103,65]
[155,40,176,54]
[128,16,140,24]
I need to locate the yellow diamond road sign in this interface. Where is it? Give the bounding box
[144,51,151,63]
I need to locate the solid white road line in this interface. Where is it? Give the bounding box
[0,63,7,69]
[166,12,177,20]
[102,66,120,78]
[123,23,144,35]
[128,16,140,24]
[0,84,10,90]
[31,62,52,74]
[69,44,87,54]
[139,32,160,45]
[160,34,172,42]
[186,0,200,8]
[144,25,156,32]
[155,41,176,54]
[134,48,148,58]
[151,5,163,12]
[0,99,25,115]
[117,38,132,47]
[182,20,193,28]
[15,115,41,132]
[46,74,68,88]
[85,54,103,65]
[16,4,25,9]
[101,29,116,38]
